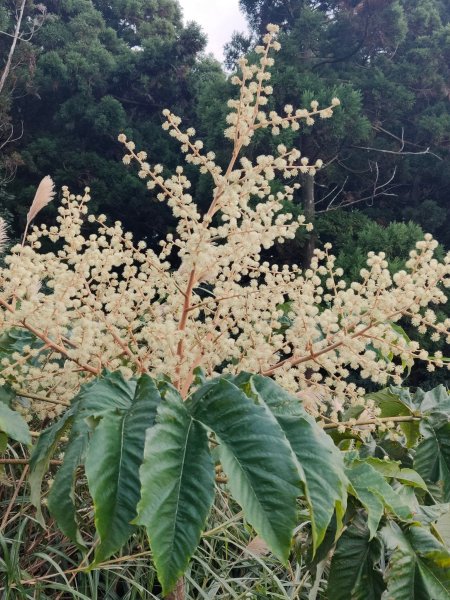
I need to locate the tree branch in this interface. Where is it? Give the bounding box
[0,0,27,95]
[323,414,421,430]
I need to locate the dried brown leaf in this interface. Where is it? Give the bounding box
[244,536,270,557]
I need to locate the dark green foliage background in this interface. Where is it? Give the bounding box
[1,0,449,247]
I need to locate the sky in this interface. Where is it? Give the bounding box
[179,0,249,62]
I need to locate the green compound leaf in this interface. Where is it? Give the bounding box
[247,373,307,417]
[328,515,385,600]
[367,387,420,447]
[381,522,450,600]
[47,418,91,550]
[278,415,348,551]
[189,378,301,564]
[135,390,215,595]
[436,508,450,547]
[416,385,450,416]
[0,382,16,405]
[364,457,427,490]
[415,420,450,502]
[0,328,44,364]
[236,374,348,551]
[76,370,138,419]
[0,401,31,445]
[29,406,76,525]
[85,374,162,564]
[32,371,163,550]
[346,459,412,539]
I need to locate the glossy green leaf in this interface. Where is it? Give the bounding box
[364,457,427,490]
[0,383,16,405]
[415,420,450,501]
[135,391,214,595]
[397,487,450,528]
[342,403,366,422]
[367,387,415,411]
[389,322,413,376]
[279,415,348,550]
[346,459,412,538]
[390,322,411,344]
[189,378,301,563]
[47,419,90,549]
[363,457,407,478]
[240,374,348,550]
[30,371,145,534]
[367,387,419,447]
[248,374,306,417]
[416,503,450,526]
[382,522,450,599]
[416,385,450,416]
[85,374,162,564]
[76,370,137,419]
[327,515,385,600]
[395,468,428,490]
[0,328,44,362]
[29,406,76,525]
[436,508,450,547]
[0,401,31,445]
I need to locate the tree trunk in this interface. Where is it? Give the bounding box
[0,0,27,96]
[302,173,315,268]
[301,172,316,382]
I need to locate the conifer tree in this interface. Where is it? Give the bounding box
[229,0,450,248]
[4,0,207,243]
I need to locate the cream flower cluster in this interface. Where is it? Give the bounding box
[0,25,449,426]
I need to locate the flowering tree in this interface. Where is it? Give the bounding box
[1,24,450,599]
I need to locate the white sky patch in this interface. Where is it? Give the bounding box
[179,0,249,62]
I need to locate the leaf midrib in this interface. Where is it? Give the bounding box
[427,427,450,483]
[165,417,194,558]
[97,410,128,533]
[219,438,281,545]
[417,558,450,597]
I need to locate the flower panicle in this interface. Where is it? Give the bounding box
[0,25,449,427]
